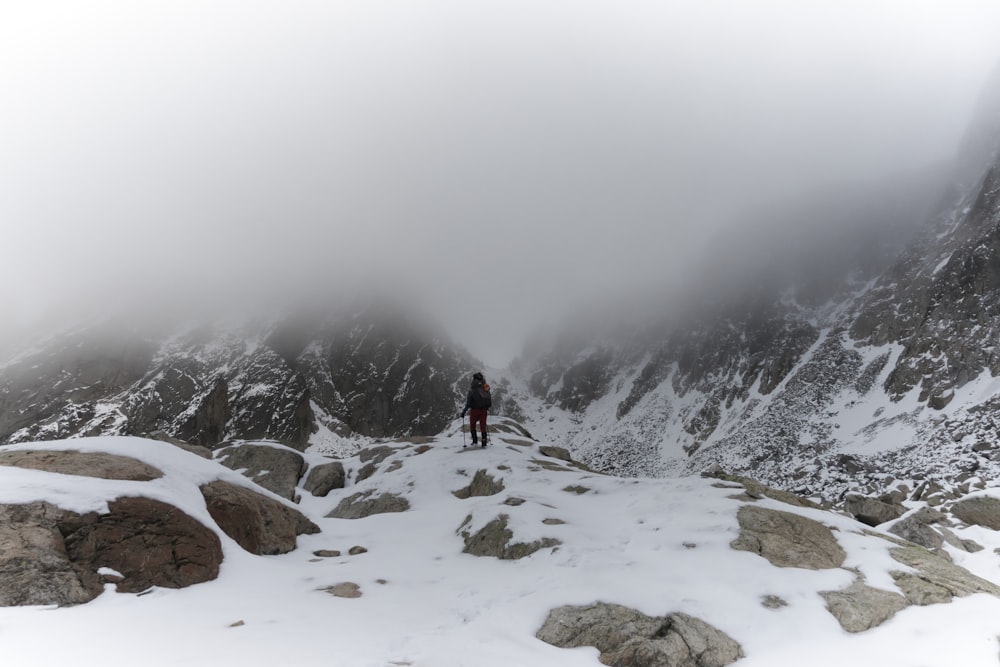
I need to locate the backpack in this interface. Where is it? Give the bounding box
[471,382,492,409]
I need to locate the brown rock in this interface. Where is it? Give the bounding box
[58,497,223,594]
[0,450,162,481]
[200,480,320,555]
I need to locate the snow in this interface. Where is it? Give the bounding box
[3,431,1000,666]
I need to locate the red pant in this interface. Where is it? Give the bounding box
[469,409,488,437]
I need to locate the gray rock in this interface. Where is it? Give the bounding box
[538,445,573,462]
[950,495,1000,530]
[355,462,379,482]
[888,507,965,553]
[324,582,361,598]
[820,580,908,632]
[146,430,213,458]
[313,549,341,557]
[459,514,560,560]
[326,491,410,519]
[761,595,787,609]
[730,505,846,569]
[0,450,162,481]
[0,501,93,607]
[216,443,306,501]
[358,445,398,465]
[200,480,320,555]
[844,493,905,527]
[887,543,1000,604]
[303,461,346,497]
[453,469,505,499]
[536,602,744,667]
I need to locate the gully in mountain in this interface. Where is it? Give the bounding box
[461,372,492,447]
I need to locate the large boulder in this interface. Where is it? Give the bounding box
[949,495,1000,530]
[730,505,846,569]
[452,469,505,499]
[887,543,1000,603]
[326,491,410,519]
[0,450,162,481]
[216,443,306,501]
[58,497,224,594]
[536,602,744,667]
[458,514,560,560]
[303,461,346,497]
[0,501,94,607]
[200,480,320,555]
[820,580,908,633]
[819,535,1000,632]
[888,507,978,554]
[844,493,906,527]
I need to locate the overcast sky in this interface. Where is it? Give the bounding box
[2,1,1000,366]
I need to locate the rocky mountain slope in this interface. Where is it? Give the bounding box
[510,115,1000,503]
[0,302,483,451]
[5,427,1000,666]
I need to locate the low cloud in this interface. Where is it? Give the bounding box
[2,0,1000,365]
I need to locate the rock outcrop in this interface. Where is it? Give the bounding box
[0,497,223,607]
[0,449,162,481]
[326,491,410,519]
[730,505,846,569]
[536,602,744,667]
[59,496,224,594]
[303,461,346,497]
[458,514,560,560]
[201,480,320,555]
[216,442,306,501]
[0,501,95,607]
[949,495,1000,531]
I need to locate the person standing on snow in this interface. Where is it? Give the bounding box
[460,372,492,447]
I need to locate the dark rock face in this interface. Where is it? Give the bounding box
[536,602,744,667]
[58,497,223,594]
[200,480,320,555]
[0,305,484,448]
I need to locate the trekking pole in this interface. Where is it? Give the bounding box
[462,417,466,448]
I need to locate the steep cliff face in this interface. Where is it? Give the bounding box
[0,307,480,450]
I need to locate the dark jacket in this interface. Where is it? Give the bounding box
[464,380,492,411]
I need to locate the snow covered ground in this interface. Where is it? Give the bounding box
[2,427,1000,667]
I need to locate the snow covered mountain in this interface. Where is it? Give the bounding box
[509,99,1000,504]
[3,73,999,515]
[3,143,1000,510]
[0,301,484,452]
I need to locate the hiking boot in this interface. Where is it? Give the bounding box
[481,432,488,446]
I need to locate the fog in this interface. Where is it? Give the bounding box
[2,1,1000,366]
